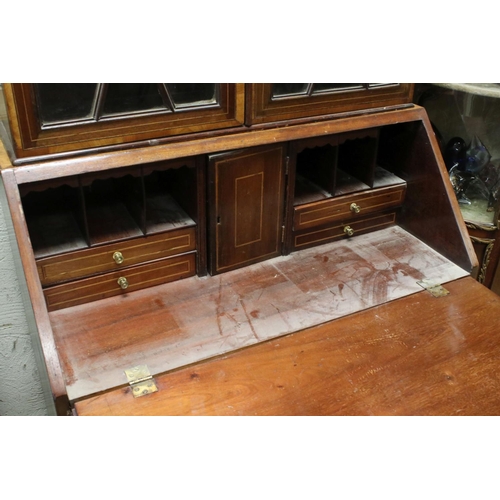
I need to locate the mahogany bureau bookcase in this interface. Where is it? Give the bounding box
[2,83,500,416]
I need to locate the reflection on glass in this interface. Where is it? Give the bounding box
[271,83,400,100]
[272,84,309,97]
[102,84,166,116]
[368,83,397,88]
[313,84,364,93]
[165,84,217,108]
[36,84,98,125]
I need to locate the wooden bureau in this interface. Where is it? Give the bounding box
[3,83,499,416]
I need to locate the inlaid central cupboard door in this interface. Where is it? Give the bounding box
[208,145,286,274]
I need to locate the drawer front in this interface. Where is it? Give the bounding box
[37,227,196,286]
[44,252,196,311]
[293,185,405,231]
[293,212,397,250]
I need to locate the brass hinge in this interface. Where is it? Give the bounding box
[285,156,289,176]
[281,225,285,243]
[124,364,158,398]
[417,279,450,298]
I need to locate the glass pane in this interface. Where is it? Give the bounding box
[272,84,309,97]
[102,84,166,116]
[36,84,98,125]
[312,84,364,93]
[368,83,398,88]
[165,84,217,108]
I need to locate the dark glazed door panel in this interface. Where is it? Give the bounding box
[209,145,285,274]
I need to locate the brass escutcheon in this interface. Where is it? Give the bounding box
[117,276,129,290]
[113,251,124,264]
[350,202,361,214]
[344,226,354,237]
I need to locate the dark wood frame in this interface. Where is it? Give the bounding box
[2,83,245,159]
[465,221,500,288]
[245,83,414,125]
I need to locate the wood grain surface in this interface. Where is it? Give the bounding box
[12,107,426,184]
[50,226,468,401]
[75,276,500,416]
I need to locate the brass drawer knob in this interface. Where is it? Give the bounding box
[117,277,129,290]
[113,251,124,264]
[350,203,361,214]
[344,226,354,237]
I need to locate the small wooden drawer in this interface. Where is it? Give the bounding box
[293,184,406,231]
[36,227,196,286]
[293,212,397,250]
[43,252,196,311]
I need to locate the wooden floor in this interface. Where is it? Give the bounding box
[50,226,468,401]
[75,276,500,416]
